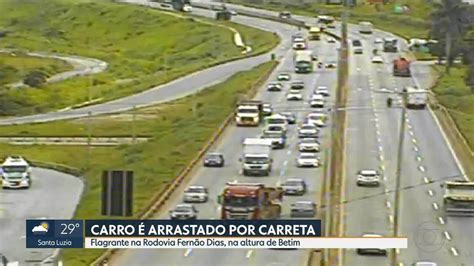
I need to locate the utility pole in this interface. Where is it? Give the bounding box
[391,91,407,266]
[87,111,92,170]
[132,105,137,144]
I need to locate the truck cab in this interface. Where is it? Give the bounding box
[235,100,263,126]
[1,156,32,189]
[218,182,283,219]
[393,57,411,77]
[241,138,273,176]
[383,38,398,52]
[405,86,427,109]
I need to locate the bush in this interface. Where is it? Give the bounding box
[23,70,48,88]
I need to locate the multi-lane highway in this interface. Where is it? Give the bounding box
[0,168,83,263]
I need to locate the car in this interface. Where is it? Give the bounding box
[313,86,330,96]
[277,72,291,81]
[183,186,209,203]
[169,204,198,220]
[265,114,288,132]
[279,11,292,19]
[282,178,307,195]
[374,38,383,44]
[411,262,437,266]
[267,82,283,91]
[290,81,305,90]
[261,131,286,149]
[298,138,320,152]
[357,169,381,187]
[229,10,238,16]
[356,234,387,256]
[371,55,384,64]
[327,37,336,43]
[311,54,318,61]
[310,93,324,101]
[306,112,327,127]
[297,153,320,168]
[290,201,316,217]
[287,89,303,101]
[263,124,286,135]
[325,61,337,68]
[203,153,224,167]
[298,124,319,138]
[262,103,273,116]
[309,99,325,108]
[279,112,296,124]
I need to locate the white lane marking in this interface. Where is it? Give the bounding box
[450,247,459,256]
[428,190,434,196]
[413,146,419,152]
[377,137,382,143]
[184,248,193,257]
[395,248,400,255]
[246,250,254,259]
[444,231,452,241]
[416,155,422,162]
[386,201,391,209]
[385,188,389,194]
[388,215,394,224]
[438,216,445,225]
[412,138,417,144]
[409,130,414,136]
[380,164,385,171]
[383,175,387,181]
[419,166,426,173]
[357,87,362,91]
[283,160,288,167]
[357,68,361,71]
[407,124,412,129]
[287,150,292,155]
[423,176,430,183]
[378,146,383,152]
[432,202,439,210]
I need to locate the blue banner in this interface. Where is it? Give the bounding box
[26,219,84,248]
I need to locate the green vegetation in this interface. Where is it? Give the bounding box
[0,53,71,86]
[229,0,432,39]
[0,61,277,265]
[0,0,278,116]
[432,65,474,150]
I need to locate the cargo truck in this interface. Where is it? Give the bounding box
[393,57,411,77]
[405,86,427,109]
[235,100,263,126]
[294,51,313,73]
[443,181,474,216]
[308,27,322,41]
[383,38,398,52]
[241,138,273,176]
[218,182,283,219]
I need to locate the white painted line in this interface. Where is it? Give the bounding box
[416,156,422,162]
[246,250,254,259]
[389,215,394,224]
[423,177,430,184]
[386,201,391,209]
[409,130,414,136]
[428,190,434,196]
[287,150,291,155]
[398,263,404,266]
[444,231,452,241]
[357,68,361,71]
[20,235,26,239]
[377,137,382,143]
[413,146,419,152]
[438,216,445,225]
[432,202,439,210]
[395,248,400,255]
[412,138,417,144]
[450,247,459,256]
[380,164,385,171]
[419,166,426,173]
[184,248,193,257]
[276,180,281,187]
[385,188,389,194]
[383,175,387,181]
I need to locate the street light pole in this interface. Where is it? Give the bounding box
[391,91,407,266]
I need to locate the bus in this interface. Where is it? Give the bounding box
[294,51,313,74]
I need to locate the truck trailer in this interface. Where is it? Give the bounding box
[443,181,474,216]
[218,182,283,219]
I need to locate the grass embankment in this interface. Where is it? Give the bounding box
[0,61,277,264]
[230,0,431,39]
[431,65,474,179]
[0,0,278,116]
[0,52,72,86]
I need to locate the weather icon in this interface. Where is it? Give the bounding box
[32,221,49,234]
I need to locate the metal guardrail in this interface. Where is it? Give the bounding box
[0,137,149,146]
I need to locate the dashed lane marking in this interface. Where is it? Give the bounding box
[412,138,417,144]
[287,150,292,155]
[450,247,459,257]
[389,215,394,224]
[428,190,434,196]
[378,146,383,152]
[438,216,445,225]
[184,249,193,257]
[419,166,426,173]
[386,201,391,209]
[416,156,422,162]
[423,176,430,183]
[413,146,419,152]
[432,202,439,210]
[246,250,254,259]
[409,130,414,137]
[385,188,389,194]
[444,231,452,241]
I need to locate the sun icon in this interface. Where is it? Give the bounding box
[41,222,49,230]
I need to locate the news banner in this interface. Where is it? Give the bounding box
[26,220,407,249]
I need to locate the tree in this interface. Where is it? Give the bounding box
[23,70,48,88]
[430,0,472,74]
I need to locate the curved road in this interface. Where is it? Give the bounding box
[0,168,84,263]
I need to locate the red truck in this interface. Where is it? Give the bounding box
[218,182,283,220]
[393,57,411,77]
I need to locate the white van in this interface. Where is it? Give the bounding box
[359,21,373,34]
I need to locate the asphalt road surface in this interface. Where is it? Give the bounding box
[0,168,83,263]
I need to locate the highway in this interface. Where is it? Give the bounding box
[0,168,83,263]
[110,9,339,266]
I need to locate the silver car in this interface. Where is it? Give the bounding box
[298,124,319,138]
[313,86,330,96]
[282,178,307,195]
[287,89,303,101]
[356,234,387,256]
[277,72,291,81]
[183,186,208,203]
[291,201,316,217]
[169,204,198,220]
[357,170,381,187]
[298,138,320,152]
[296,153,320,168]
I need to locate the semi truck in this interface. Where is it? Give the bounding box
[443,181,474,216]
[393,57,411,77]
[308,26,322,41]
[1,155,32,189]
[405,86,427,109]
[241,138,273,176]
[218,182,283,219]
[294,51,313,74]
[383,38,398,52]
[235,100,263,126]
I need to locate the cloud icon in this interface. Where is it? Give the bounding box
[32,222,49,234]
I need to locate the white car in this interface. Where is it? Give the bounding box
[277,72,291,81]
[313,86,330,96]
[182,4,192,12]
[374,38,383,44]
[357,170,381,187]
[310,93,324,101]
[298,138,320,152]
[297,153,320,167]
[183,186,209,203]
[309,99,325,108]
[298,124,319,138]
[356,234,387,256]
[371,55,384,64]
[327,37,336,43]
[287,89,303,101]
[267,82,283,91]
[282,178,307,195]
[306,113,327,127]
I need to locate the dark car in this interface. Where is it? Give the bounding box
[356,234,388,256]
[169,204,198,220]
[279,112,296,124]
[279,11,292,19]
[290,81,305,90]
[203,153,224,167]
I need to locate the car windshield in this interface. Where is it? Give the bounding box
[280,112,293,117]
[300,154,316,159]
[263,132,283,138]
[301,125,316,130]
[285,180,303,186]
[279,73,289,77]
[269,83,280,86]
[206,154,221,160]
[308,114,324,119]
[301,139,317,144]
[238,108,258,114]
[224,196,258,207]
[2,166,27,173]
[292,82,304,86]
[266,126,283,131]
[187,187,205,193]
[244,156,269,164]
[294,202,313,208]
[175,206,192,212]
[352,40,362,46]
[289,90,300,94]
[267,118,286,124]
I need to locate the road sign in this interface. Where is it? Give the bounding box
[102,170,133,216]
